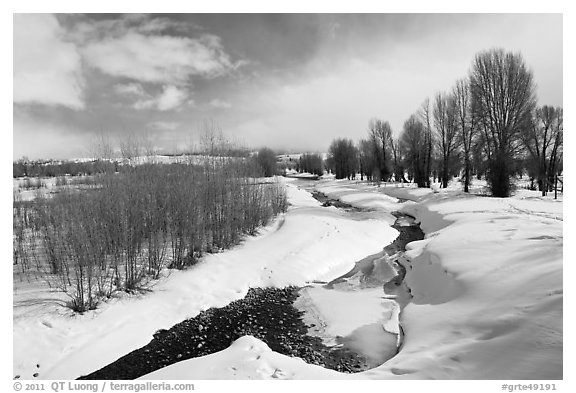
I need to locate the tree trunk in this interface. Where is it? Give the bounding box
[554,174,558,200]
[442,158,449,188]
[488,154,511,197]
[426,134,432,187]
[464,155,471,193]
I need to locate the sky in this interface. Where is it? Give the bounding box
[13,13,563,160]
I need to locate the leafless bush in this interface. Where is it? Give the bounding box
[20,178,46,190]
[55,176,68,187]
[14,157,287,312]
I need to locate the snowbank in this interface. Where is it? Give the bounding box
[369,191,563,379]
[141,335,344,380]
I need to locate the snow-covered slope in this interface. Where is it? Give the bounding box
[371,192,563,379]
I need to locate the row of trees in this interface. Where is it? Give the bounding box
[14,145,282,181]
[326,48,563,197]
[13,159,117,178]
[13,121,255,179]
[326,139,359,180]
[298,153,324,176]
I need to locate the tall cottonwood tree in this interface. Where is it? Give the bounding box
[400,115,428,187]
[368,118,393,181]
[419,98,434,187]
[389,136,406,182]
[470,48,537,197]
[433,92,460,188]
[453,79,478,192]
[358,139,376,181]
[548,109,563,192]
[328,138,358,179]
[521,106,563,196]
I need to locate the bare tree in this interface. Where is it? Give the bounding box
[453,78,478,192]
[358,139,375,181]
[368,118,393,181]
[419,98,433,187]
[548,108,563,195]
[521,106,563,196]
[141,131,157,160]
[119,131,142,164]
[470,48,537,197]
[89,130,115,161]
[327,138,358,180]
[298,153,324,176]
[389,136,406,182]
[255,147,278,177]
[433,92,460,188]
[199,119,228,157]
[400,114,427,187]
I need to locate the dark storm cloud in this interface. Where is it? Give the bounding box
[168,14,325,71]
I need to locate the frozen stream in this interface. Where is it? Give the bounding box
[295,186,423,369]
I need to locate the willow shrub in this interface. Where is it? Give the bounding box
[19,158,287,312]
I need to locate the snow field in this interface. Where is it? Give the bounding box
[12,177,564,382]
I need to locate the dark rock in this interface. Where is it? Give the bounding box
[78,287,369,380]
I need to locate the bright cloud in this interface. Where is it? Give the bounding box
[13,14,84,109]
[114,82,145,96]
[210,98,232,109]
[134,85,189,111]
[156,86,189,111]
[83,32,234,84]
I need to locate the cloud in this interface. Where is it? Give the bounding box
[156,86,189,110]
[209,98,232,109]
[114,82,146,96]
[83,32,234,84]
[69,14,199,42]
[134,85,189,111]
[13,14,84,109]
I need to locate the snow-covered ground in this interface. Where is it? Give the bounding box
[375,187,562,380]
[12,177,564,382]
[12,178,397,379]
